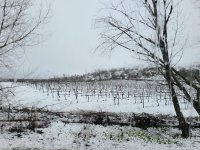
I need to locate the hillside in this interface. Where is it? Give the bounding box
[49,65,200,82]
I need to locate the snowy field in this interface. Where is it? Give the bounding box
[3,81,198,117]
[0,81,200,150]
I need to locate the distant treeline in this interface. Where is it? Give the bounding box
[52,66,200,82]
[59,67,158,82]
[1,66,200,83]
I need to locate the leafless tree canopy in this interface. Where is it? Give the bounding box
[97,0,185,66]
[0,0,49,68]
[97,0,200,138]
[0,0,49,112]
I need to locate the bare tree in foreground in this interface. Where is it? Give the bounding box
[0,0,49,107]
[97,0,200,138]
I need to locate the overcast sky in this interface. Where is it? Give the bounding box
[8,0,200,78]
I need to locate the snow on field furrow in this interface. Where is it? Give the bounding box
[3,82,198,117]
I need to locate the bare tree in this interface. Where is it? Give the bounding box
[0,0,49,108]
[0,0,49,69]
[97,0,200,138]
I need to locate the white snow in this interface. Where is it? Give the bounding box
[0,81,199,150]
[0,121,200,150]
[5,81,198,117]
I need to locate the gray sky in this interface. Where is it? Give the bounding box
[9,0,200,78]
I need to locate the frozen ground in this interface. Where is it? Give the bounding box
[0,82,200,150]
[0,121,200,150]
[4,82,198,117]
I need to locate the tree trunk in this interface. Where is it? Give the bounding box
[193,101,200,115]
[159,15,190,136]
[164,63,189,138]
[170,85,190,138]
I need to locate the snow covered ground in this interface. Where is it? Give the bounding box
[0,81,200,150]
[0,121,200,150]
[4,81,198,117]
